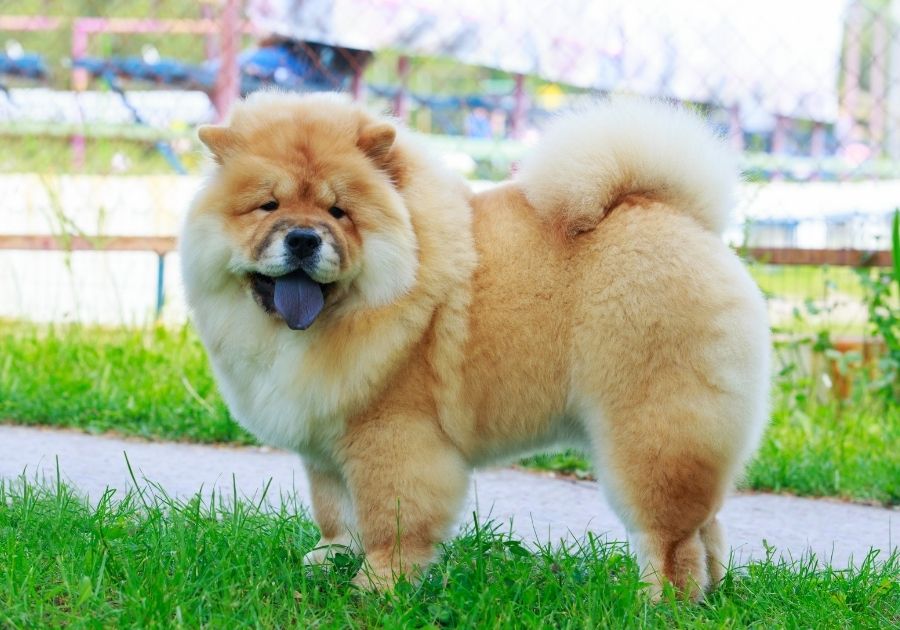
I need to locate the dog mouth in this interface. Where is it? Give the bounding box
[250,270,332,330]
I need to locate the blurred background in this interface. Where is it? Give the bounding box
[1,0,898,404]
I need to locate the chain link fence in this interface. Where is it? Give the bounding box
[0,0,897,337]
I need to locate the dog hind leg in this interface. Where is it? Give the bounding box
[587,403,732,601]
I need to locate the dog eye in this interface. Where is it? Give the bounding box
[259,200,279,211]
[328,206,346,219]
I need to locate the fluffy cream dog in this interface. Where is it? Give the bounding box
[180,92,770,600]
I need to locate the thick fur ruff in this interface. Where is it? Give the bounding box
[181,93,770,600]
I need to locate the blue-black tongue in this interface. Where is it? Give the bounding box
[273,269,324,330]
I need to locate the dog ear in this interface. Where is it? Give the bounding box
[357,122,396,164]
[198,125,237,163]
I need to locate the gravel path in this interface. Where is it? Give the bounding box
[1,424,895,568]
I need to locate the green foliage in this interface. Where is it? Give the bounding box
[855,209,900,403]
[893,209,900,284]
[744,390,899,505]
[0,477,897,627]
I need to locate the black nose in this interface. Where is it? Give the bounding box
[285,228,321,260]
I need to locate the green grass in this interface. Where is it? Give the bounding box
[522,395,900,506]
[0,477,897,628]
[0,134,205,175]
[744,393,899,504]
[746,263,875,335]
[0,322,252,444]
[749,264,865,302]
[1,320,898,505]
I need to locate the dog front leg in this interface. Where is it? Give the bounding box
[302,460,359,565]
[340,415,470,589]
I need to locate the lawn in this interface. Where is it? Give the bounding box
[748,263,865,301]
[0,477,896,628]
[0,322,248,445]
[747,263,876,336]
[1,320,898,505]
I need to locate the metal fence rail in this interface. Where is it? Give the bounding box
[1,236,893,268]
[0,235,175,319]
[0,234,893,322]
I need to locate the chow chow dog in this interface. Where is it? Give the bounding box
[180,92,770,600]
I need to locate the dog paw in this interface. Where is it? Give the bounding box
[350,548,429,591]
[350,563,397,591]
[303,535,356,566]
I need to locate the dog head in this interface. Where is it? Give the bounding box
[181,92,418,330]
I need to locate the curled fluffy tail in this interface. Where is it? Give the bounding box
[517,98,739,236]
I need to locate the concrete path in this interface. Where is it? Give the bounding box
[1,424,895,568]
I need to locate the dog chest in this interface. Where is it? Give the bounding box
[207,333,348,455]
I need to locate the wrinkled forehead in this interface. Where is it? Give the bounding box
[217,152,348,206]
[207,102,399,220]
